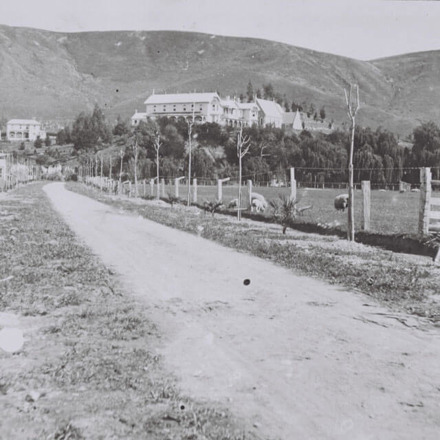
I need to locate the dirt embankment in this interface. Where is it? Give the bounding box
[44,182,440,440]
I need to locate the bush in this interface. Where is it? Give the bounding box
[66,173,78,182]
[34,136,43,148]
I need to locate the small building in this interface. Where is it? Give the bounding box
[256,99,284,128]
[130,110,148,127]
[6,119,46,142]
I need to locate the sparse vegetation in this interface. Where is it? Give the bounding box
[67,182,440,319]
[270,195,298,234]
[0,183,257,439]
[203,199,225,217]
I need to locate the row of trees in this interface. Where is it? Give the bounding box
[61,105,440,188]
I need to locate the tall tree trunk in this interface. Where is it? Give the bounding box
[348,118,355,241]
[345,85,360,242]
[156,149,160,199]
[238,154,242,221]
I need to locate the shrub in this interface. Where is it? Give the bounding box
[270,195,298,234]
[203,199,224,217]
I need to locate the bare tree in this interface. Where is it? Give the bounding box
[119,149,124,193]
[99,153,103,191]
[187,107,195,206]
[153,130,162,199]
[133,139,139,197]
[344,84,360,241]
[236,123,251,221]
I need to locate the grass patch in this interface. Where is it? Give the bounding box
[0,182,256,440]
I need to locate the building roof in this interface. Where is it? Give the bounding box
[220,98,241,109]
[282,112,296,124]
[131,112,148,120]
[7,119,40,125]
[256,99,284,119]
[238,102,259,110]
[144,92,220,105]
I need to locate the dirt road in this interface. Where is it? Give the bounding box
[44,183,440,440]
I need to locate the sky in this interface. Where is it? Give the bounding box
[1,0,440,60]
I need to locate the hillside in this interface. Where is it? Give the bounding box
[0,24,437,136]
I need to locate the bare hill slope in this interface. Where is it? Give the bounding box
[0,25,436,135]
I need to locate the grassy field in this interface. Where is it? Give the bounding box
[0,183,255,440]
[161,184,422,235]
[69,182,440,321]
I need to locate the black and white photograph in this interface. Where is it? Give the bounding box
[1,0,440,438]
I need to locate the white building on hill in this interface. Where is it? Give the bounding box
[131,92,293,129]
[6,119,46,142]
[256,99,284,128]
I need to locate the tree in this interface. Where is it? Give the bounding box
[186,110,195,206]
[320,106,326,120]
[246,80,254,102]
[344,84,360,242]
[71,105,111,150]
[113,115,129,136]
[34,136,43,148]
[263,83,274,100]
[45,135,51,147]
[153,130,162,199]
[71,112,96,150]
[411,121,440,179]
[133,139,139,196]
[236,124,251,221]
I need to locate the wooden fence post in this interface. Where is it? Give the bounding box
[247,179,253,208]
[217,179,222,201]
[361,181,370,231]
[217,177,230,201]
[193,178,198,203]
[174,176,185,198]
[290,167,297,201]
[143,179,146,197]
[150,179,155,196]
[175,178,180,198]
[419,167,431,236]
[161,178,165,198]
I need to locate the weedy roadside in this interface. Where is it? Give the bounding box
[0,182,255,440]
[67,182,440,322]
